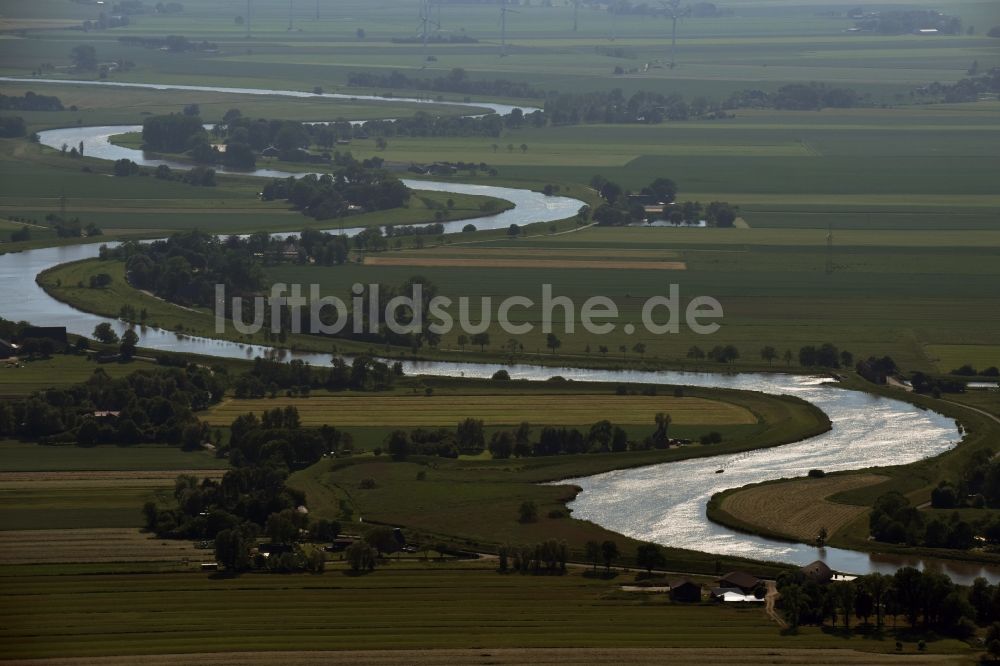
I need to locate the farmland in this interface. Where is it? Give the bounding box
[0,527,207,565]
[0,468,224,531]
[265,227,1000,373]
[203,393,755,427]
[0,354,164,396]
[0,440,226,473]
[39,219,1000,374]
[0,562,974,661]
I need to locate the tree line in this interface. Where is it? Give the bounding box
[232,356,401,398]
[778,567,976,637]
[380,410,697,459]
[0,91,64,111]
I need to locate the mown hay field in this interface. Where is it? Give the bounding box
[204,395,755,427]
[716,474,887,543]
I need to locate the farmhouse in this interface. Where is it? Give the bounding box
[718,570,760,593]
[801,560,834,584]
[668,579,702,603]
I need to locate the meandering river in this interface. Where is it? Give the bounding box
[2,77,994,582]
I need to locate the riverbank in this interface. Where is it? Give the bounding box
[705,380,1000,567]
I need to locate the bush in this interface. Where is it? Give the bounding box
[808,469,826,478]
[0,116,27,138]
[699,431,722,445]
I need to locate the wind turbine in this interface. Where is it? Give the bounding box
[288,0,294,31]
[245,0,251,38]
[660,0,690,68]
[572,0,579,32]
[500,0,519,56]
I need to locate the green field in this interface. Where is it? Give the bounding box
[263,226,1000,373]
[0,440,228,473]
[0,562,974,660]
[0,354,165,397]
[2,0,997,102]
[0,476,167,530]
[204,393,757,427]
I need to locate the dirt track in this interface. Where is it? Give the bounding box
[764,580,788,628]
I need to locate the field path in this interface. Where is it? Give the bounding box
[945,400,1000,427]
[764,580,787,628]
